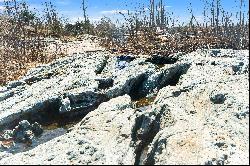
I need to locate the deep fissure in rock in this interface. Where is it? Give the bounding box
[129,64,190,102]
[0,94,111,155]
[1,94,109,140]
[158,64,191,89]
[117,55,136,63]
[95,56,109,74]
[96,78,114,89]
[25,72,56,85]
[129,74,148,101]
[0,98,61,131]
[145,55,178,65]
[130,65,190,165]
[132,111,162,165]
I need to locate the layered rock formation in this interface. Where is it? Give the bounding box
[0,49,249,165]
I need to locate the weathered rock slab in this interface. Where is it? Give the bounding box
[0,49,249,165]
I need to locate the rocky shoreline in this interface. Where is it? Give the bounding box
[0,49,249,165]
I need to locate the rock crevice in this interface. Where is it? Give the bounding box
[0,49,249,165]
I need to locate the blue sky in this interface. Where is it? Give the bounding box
[0,0,249,24]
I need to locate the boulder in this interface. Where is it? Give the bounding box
[13,120,43,143]
[0,50,190,129]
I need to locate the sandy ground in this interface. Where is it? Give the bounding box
[45,35,105,55]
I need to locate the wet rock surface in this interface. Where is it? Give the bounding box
[13,120,43,143]
[0,49,249,165]
[0,120,43,143]
[0,120,44,153]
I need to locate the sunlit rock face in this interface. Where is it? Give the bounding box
[0,49,249,165]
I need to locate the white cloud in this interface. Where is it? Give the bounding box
[0,6,5,11]
[56,0,70,5]
[100,10,128,15]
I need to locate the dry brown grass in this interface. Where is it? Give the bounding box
[100,0,249,56]
[0,45,66,85]
[103,26,245,56]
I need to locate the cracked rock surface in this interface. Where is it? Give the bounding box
[0,49,249,165]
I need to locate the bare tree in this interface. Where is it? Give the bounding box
[82,0,88,24]
[150,0,155,27]
[160,0,165,28]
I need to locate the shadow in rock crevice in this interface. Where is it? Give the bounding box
[145,55,179,65]
[132,108,165,165]
[128,74,149,101]
[158,64,191,88]
[0,93,109,155]
[129,64,191,102]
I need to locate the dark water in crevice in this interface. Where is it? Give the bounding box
[0,113,82,155]
[0,97,106,155]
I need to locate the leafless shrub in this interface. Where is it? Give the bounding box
[101,0,249,55]
[0,0,249,85]
[0,0,65,85]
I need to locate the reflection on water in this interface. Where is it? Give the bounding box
[134,95,156,109]
[156,64,165,69]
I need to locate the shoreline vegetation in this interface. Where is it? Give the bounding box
[0,0,249,85]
